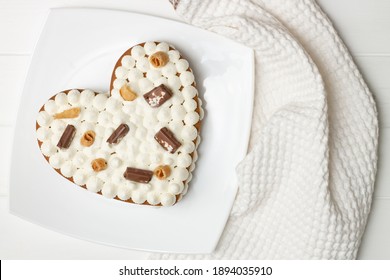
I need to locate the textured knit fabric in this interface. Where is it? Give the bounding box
[151,0,378,259]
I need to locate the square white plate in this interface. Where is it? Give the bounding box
[10,8,254,254]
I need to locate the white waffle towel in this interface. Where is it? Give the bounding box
[151,0,379,259]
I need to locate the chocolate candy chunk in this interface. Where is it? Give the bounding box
[123,167,154,184]
[143,85,173,107]
[57,124,76,149]
[107,124,129,144]
[154,127,181,154]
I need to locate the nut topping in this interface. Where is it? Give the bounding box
[154,165,171,180]
[149,51,169,68]
[80,130,96,147]
[120,84,137,101]
[54,107,80,119]
[91,158,107,172]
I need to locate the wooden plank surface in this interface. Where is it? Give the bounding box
[319,0,390,55]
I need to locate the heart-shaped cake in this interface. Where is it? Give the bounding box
[35,41,203,206]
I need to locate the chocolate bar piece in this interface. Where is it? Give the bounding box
[154,127,181,154]
[107,124,129,144]
[143,85,173,107]
[57,124,76,149]
[123,167,154,184]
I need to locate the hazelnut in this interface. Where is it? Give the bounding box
[154,165,171,180]
[120,84,137,101]
[149,51,169,68]
[80,130,96,147]
[91,158,107,172]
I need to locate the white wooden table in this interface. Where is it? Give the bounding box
[0,0,389,259]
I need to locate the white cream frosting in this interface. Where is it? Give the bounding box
[171,105,186,121]
[73,169,88,185]
[183,99,197,112]
[117,185,132,201]
[168,182,184,195]
[131,45,146,59]
[144,42,157,55]
[113,79,126,90]
[136,57,150,72]
[171,89,184,104]
[146,191,160,205]
[160,193,176,207]
[109,156,122,168]
[127,68,143,82]
[37,42,202,206]
[61,161,75,178]
[86,177,103,192]
[132,190,146,204]
[115,66,128,80]
[84,109,98,123]
[40,141,57,157]
[161,62,177,77]
[167,75,182,90]
[180,141,196,154]
[36,125,51,141]
[155,42,169,52]
[176,59,189,73]
[93,93,108,111]
[138,77,154,92]
[168,50,180,63]
[180,71,195,87]
[172,167,189,182]
[181,125,198,141]
[146,69,162,82]
[102,182,117,198]
[43,100,57,115]
[48,153,62,169]
[55,92,68,107]
[121,55,135,69]
[177,153,192,168]
[182,86,197,99]
[67,90,80,105]
[79,90,95,106]
[184,111,200,126]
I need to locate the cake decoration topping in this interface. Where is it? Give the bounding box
[91,158,107,172]
[119,84,137,101]
[154,127,182,154]
[123,167,154,184]
[143,85,173,108]
[149,51,169,68]
[80,130,96,147]
[154,165,171,180]
[54,107,80,119]
[106,124,129,144]
[57,124,76,149]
